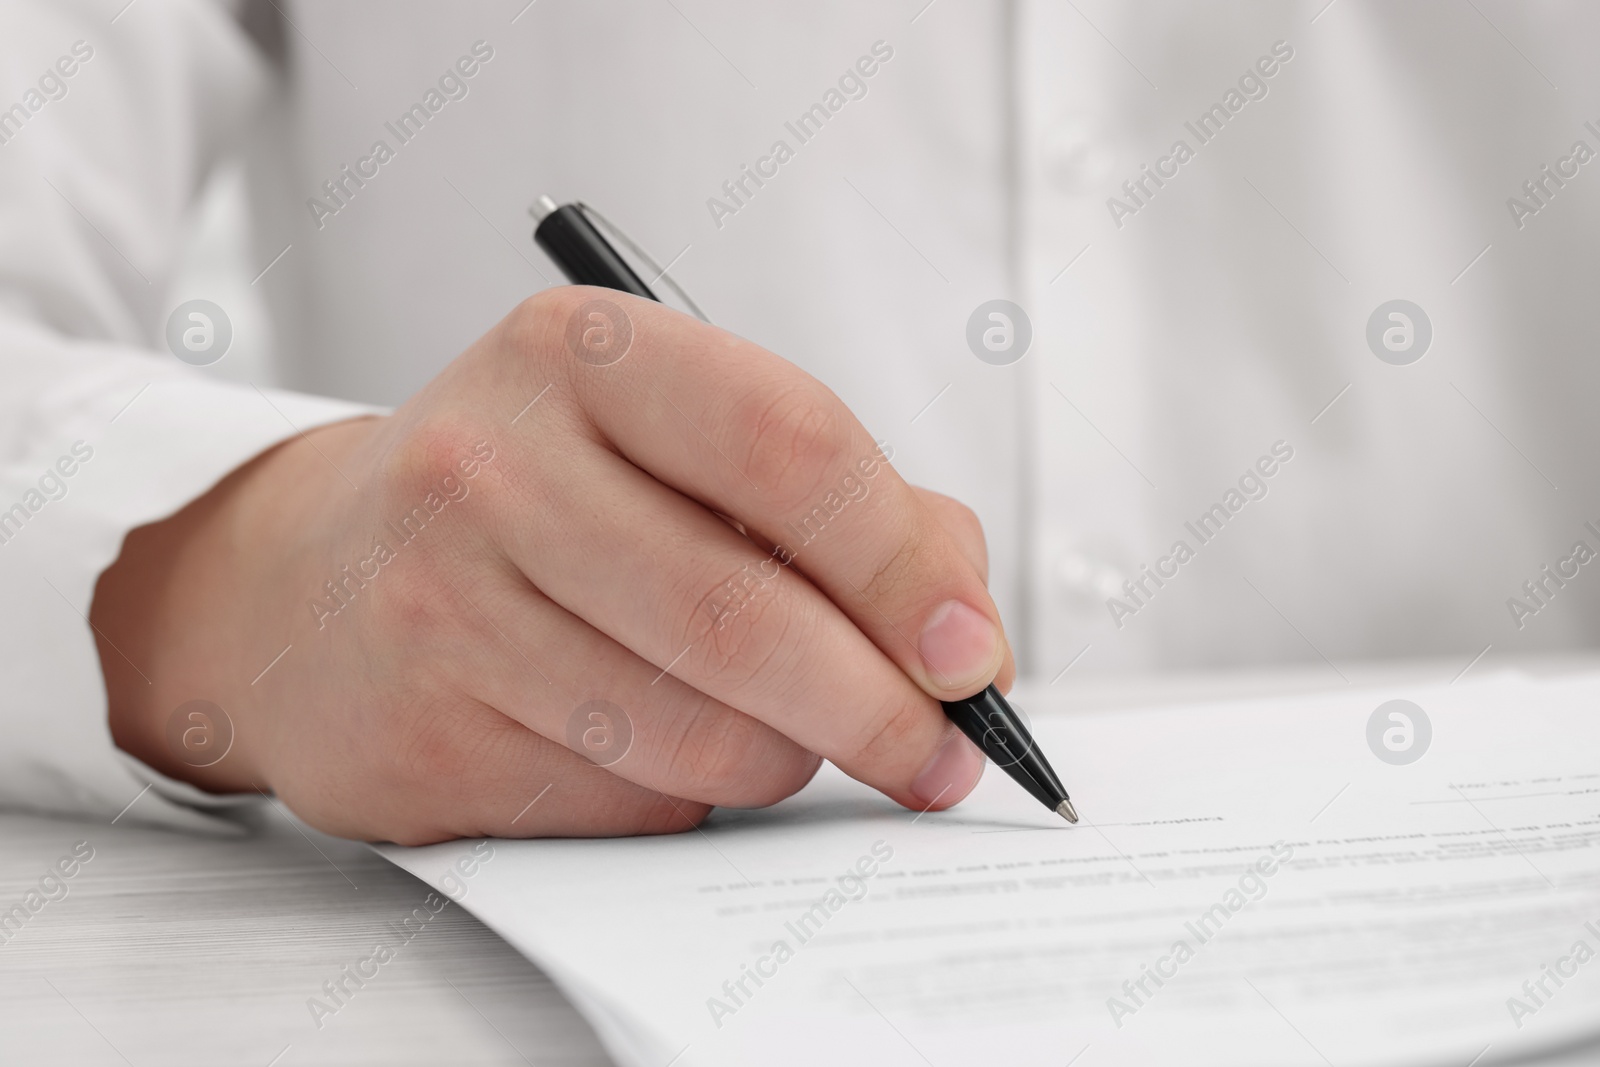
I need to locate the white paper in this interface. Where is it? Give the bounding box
[380,673,1600,1067]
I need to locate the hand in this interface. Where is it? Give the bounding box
[92,288,1014,843]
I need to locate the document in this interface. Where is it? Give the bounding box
[380,673,1600,1067]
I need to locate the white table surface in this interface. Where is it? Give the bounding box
[4,654,1599,1066]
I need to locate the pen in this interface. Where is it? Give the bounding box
[529,196,1080,824]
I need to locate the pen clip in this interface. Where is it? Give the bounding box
[575,202,711,324]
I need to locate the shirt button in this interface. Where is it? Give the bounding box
[1038,116,1113,193]
[1054,550,1123,610]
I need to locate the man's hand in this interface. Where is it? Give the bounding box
[92,289,1014,843]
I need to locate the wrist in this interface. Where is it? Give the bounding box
[93,416,381,794]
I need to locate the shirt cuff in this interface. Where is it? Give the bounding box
[0,330,382,833]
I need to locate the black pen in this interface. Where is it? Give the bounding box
[528,196,1080,824]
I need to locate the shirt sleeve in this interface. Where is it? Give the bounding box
[0,0,376,833]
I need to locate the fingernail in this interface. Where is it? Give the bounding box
[911,731,985,808]
[918,600,1001,690]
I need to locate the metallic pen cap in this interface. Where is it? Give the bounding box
[528,194,559,222]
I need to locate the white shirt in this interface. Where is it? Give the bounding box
[3,0,1596,828]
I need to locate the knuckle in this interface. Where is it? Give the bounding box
[387,699,478,789]
[387,417,488,504]
[500,286,635,383]
[661,702,760,797]
[686,570,808,696]
[731,380,851,507]
[657,695,815,806]
[501,287,581,360]
[857,527,932,607]
[382,698,526,801]
[370,560,460,649]
[842,697,930,771]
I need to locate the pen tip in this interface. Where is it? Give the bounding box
[1056,799,1079,824]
